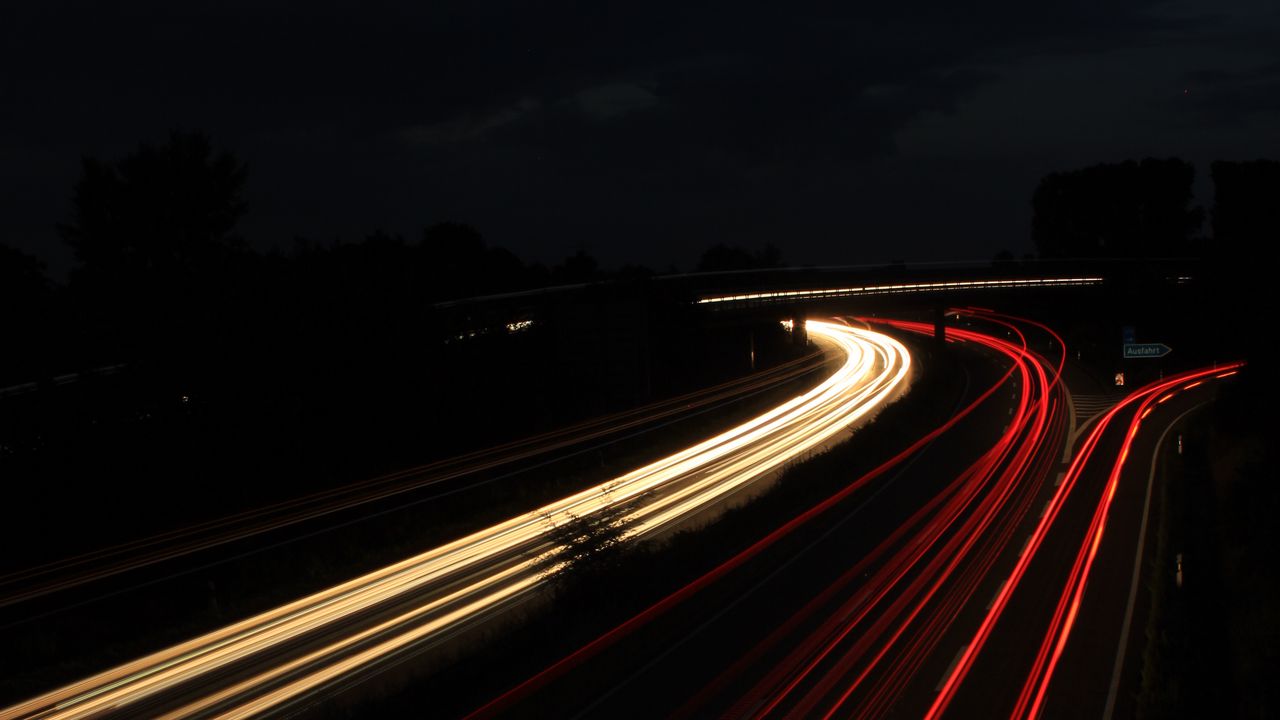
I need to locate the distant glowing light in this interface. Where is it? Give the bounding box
[695,277,1105,306]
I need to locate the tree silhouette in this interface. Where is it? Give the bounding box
[419,222,539,298]
[1032,158,1202,259]
[757,242,784,269]
[59,131,248,281]
[422,223,485,276]
[533,491,648,585]
[54,131,250,364]
[552,249,599,285]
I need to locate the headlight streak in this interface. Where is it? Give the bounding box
[927,360,1245,720]
[468,318,1033,720]
[2,322,907,720]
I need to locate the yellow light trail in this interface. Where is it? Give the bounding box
[695,277,1105,305]
[2,320,909,720]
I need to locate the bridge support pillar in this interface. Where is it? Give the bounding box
[934,303,946,347]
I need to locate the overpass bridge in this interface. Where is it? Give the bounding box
[426,258,1197,345]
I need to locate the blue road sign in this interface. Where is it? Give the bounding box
[1123,343,1172,359]
[1122,326,1136,344]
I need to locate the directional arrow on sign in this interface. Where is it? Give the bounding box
[1123,343,1172,358]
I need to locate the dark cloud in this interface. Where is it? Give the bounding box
[2,1,1276,274]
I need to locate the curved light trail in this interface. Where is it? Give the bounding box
[2,321,909,720]
[925,361,1242,720]
[0,348,828,609]
[464,311,1242,720]
[467,314,1033,719]
[700,312,1067,720]
[1005,363,1244,720]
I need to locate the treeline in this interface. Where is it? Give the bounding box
[0,131,785,388]
[1011,156,1276,373]
[0,132,793,486]
[0,132,800,563]
[1029,156,1278,261]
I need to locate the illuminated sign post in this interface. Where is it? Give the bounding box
[1123,343,1172,359]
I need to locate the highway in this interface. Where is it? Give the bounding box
[1,321,909,720]
[939,361,1243,719]
[734,313,1067,720]
[463,312,1242,720]
[465,310,1064,718]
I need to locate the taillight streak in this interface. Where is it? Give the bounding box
[929,361,1244,720]
[723,313,1065,719]
[467,322,1016,719]
[1009,361,1244,720]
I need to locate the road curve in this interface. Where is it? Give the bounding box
[2,320,909,720]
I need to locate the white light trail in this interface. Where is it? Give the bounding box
[3,321,909,720]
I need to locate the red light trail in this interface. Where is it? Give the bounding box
[473,311,1243,720]
[470,311,1064,719]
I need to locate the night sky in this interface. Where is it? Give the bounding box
[4,1,1278,277]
